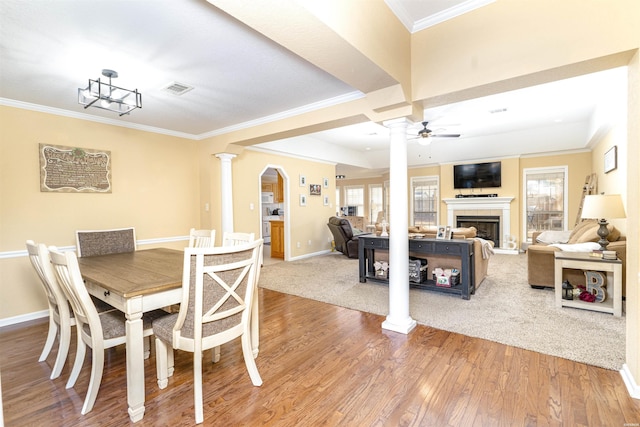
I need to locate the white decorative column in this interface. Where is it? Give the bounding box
[215,153,236,235]
[381,118,417,334]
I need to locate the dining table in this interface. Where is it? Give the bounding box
[77,247,262,423]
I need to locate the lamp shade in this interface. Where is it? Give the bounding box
[581,194,626,220]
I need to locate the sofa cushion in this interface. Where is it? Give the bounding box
[572,222,620,243]
[567,219,598,243]
[451,227,477,239]
[536,230,572,244]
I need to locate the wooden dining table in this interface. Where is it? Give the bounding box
[78,248,183,422]
[77,247,262,422]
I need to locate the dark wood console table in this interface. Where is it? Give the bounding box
[358,235,476,299]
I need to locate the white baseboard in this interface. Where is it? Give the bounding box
[288,249,332,261]
[0,309,48,328]
[621,364,640,399]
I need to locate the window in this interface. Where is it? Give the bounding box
[344,185,364,216]
[369,184,383,223]
[411,176,439,226]
[523,167,568,241]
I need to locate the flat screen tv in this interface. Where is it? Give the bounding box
[453,161,501,189]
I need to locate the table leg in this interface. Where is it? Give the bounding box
[613,264,622,317]
[554,259,563,308]
[125,307,145,422]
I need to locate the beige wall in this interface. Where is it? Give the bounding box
[0,108,339,322]
[0,107,194,320]
[220,149,337,257]
[339,153,595,246]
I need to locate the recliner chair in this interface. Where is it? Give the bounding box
[327,216,368,258]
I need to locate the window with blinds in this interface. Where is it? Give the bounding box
[411,176,439,226]
[344,185,364,217]
[524,167,568,241]
[369,184,383,224]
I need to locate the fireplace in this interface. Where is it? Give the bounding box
[443,196,515,253]
[457,215,500,248]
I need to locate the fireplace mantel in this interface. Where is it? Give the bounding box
[443,197,516,254]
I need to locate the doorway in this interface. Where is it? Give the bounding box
[260,167,286,263]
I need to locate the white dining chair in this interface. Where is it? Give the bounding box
[26,241,75,379]
[76,227,136,257]
[221,231,255,246]
[48,247,167,415]
[188,228,216,248]
[152,239,264,424]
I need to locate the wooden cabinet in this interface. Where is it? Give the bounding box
[276,173,284,202]
[270,220,284,259]
[262,172,283,202]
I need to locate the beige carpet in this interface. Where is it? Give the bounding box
[258,251,625,371]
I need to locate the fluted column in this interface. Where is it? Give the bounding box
[215,153,236,235]
[381,118,416,334]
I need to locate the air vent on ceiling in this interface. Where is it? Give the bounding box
[161,81,194,96]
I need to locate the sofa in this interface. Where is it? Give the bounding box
[327,216,370,258]
[372,224,494,290]
[527,219,627,294]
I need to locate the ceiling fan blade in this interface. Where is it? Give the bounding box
[431,134,461,138]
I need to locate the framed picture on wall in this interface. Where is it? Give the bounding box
[323,177,329,188]
[310,184,321,196]
[299,174,306,187]
[323,195,329,206]
[604,145,617,173]
[300,194,307,206]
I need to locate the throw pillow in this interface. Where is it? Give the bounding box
[575,223,620,243]
[536,230,572,244]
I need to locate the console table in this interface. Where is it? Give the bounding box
[358,235,475,299]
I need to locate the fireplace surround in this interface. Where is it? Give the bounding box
[443,196,516,254]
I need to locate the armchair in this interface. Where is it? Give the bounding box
[327,216,369,258]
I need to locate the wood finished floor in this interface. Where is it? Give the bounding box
[2,288,640,426]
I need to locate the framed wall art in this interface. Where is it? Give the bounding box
[310,184,321,196]
[604,145,617,173]
[300,194,307,206]
[39,143,112,193]
[323,177,329,188]
[299,174,306,187]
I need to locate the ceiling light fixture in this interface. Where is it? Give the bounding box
[336,175,346,180]
[78,69,142,116]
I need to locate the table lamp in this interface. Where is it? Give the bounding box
[580,194,626,250]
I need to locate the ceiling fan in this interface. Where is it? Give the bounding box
[414,121,461,145]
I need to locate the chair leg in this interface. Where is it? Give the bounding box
[241,333,263,386]
[194,350,203,424]
[144,336,150,359]
[39,315,57,362]
[50,321,71,379]
[66,335,86,389]
[81,340,104,414]
[155,338,172,389]
[212,345,220,363]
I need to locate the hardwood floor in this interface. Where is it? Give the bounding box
[2,288,639,426]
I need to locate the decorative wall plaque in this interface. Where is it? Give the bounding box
[39,144,111,193]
